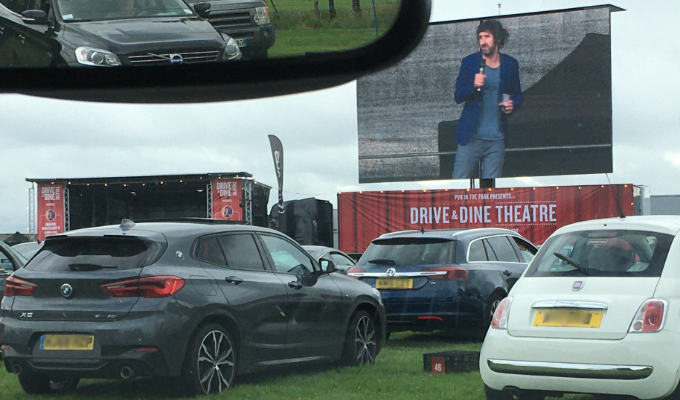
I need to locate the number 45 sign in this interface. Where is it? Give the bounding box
[431,357,445,374]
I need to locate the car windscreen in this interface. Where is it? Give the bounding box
[525,230,674,277]
[25,236,165,272]
[357,238,455,266]
[56,0,194,22]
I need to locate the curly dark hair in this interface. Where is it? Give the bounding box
[476,19,509,48]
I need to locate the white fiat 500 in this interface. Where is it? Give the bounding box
[480,216,680,400]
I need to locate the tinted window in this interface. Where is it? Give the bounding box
[260,235,314,275]
[486,236,520,262]
[467,239,487,262]
[526,230,673,277]
[483,240,498,261]
[358,238,454,266]
[218,234,265,271]
[26,237,163,272]
[195,236,226,266]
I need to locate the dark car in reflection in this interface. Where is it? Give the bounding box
[185,0,275,60]
[0,220,385,395]
[0,0,241,67]
[348,228,537,337]
[302,245,357,274]
[0,241,26,302]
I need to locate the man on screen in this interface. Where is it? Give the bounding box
[452,20,523,179]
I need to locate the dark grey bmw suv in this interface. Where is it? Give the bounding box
[0,220,385,395]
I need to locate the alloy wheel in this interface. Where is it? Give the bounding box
[354,315,377,365]
[196,330,235,394]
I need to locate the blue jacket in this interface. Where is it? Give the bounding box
[454,52,523,145]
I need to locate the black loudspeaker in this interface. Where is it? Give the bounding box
[251,184,271,227]
[269,198,333,247]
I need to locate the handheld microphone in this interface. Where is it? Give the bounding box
[475,57,486,93]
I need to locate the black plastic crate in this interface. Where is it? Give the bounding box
[423,350,480,374]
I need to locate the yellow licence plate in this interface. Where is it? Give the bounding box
[41,334,94,351]
[533,310,603,328]
[375,278,413,290]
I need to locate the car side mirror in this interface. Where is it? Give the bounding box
[193,2,210,18]
[319,258,336,274]
[22,10,48,25]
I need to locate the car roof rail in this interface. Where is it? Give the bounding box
[133,218,245,225]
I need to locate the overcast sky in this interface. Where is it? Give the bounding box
[1,0,678,233]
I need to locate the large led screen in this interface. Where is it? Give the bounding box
[357,5,619,183]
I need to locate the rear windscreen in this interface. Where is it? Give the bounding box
[357,238,455,266]
[525,230,674,277]
[25,237,165,272]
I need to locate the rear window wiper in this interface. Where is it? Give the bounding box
[368,259,396,265]
[553,253,589,275]
[68,263,118,271]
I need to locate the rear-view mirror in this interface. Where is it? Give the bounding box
[2,0,431,103]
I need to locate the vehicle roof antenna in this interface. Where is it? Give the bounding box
[120,218,136,231]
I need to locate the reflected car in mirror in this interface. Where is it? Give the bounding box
[185,0,275,60]
[0,0,241,67]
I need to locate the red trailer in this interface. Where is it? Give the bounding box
[338,184,637,253]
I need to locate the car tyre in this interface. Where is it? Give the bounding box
[18,371,79,394]
[342,310,378,366]
[181,323,236,395]
[484,384,545,400]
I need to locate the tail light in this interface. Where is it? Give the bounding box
[101,276,184,298]
[424,266,469,281]
[629,299,667,333]
[4,276,37,297]
[347,268,365,278]
[491,297,512,329]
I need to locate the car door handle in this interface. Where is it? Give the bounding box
[502,270,512,276]
[224,276,243,285]
[288,281,303,290]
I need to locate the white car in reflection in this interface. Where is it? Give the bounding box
[480,216,680,400]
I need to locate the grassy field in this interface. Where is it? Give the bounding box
[264,0,401,57]
[270,28,392,57]
[0,332,598,399]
